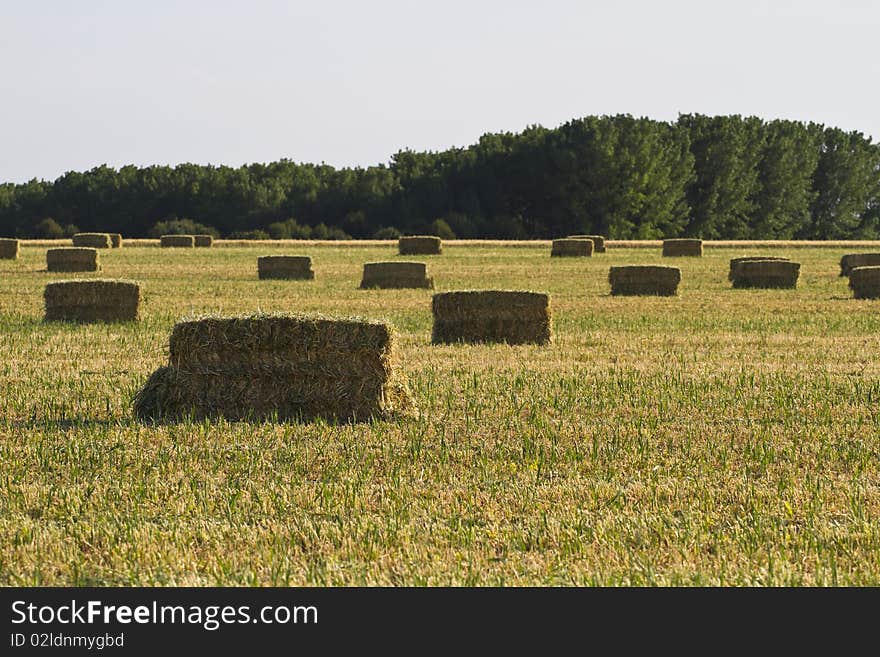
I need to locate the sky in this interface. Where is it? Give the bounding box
[1,0,878,183]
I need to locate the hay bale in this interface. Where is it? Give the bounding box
[160,235,195,248]
[0,238,19,259]
[257,255,315,280]
[728,256,789,281]
[360,261,433,289]
[133,313,412,422]
[731,260,800,289]
[194,234,214,247]
[399,235,442,255]
[46,247,100,272]
[431,291,551,345]
[609,265,681,296]
[44,279,139,322]
[109,233,123,248]
[568,234,606,252]
[662,238,703,257]
[72,232,112,248]
[551,238,593,257]
[839,253,880,277]
[848,266,880,299]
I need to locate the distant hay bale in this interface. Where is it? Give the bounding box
[46,247,100,272]
[728,256,790,281]
[662,238,703,257]
[360,261,433,289]
[0,238,19,259]
[431,291,551,345]
[72,232,112,248]
[839,253,880,277]
[109,233,123,248]
[848,266,880,299]
[257,255,315,280]
[194,234,214,247]
[551,238,593,257]
[609,265,681,296]
[399,235,442,255]
[730,260,800,289]
[133,313,412,422]
[160,235,195,248]
[44,279,139,322]
[568,234,606,252]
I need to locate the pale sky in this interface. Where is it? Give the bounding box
[1,0,878,184]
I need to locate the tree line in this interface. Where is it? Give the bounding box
[1,114,878,240]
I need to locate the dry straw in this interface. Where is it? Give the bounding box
[399,235,442,255]
[839,253,880,277]
[568,234,606,252]
[730,260,800,289]
[551,238,593,257]
[46,247,100,272]
[44,279,139,322]
[360,261,433,289]
[109,233,123,248]
[0,238,19,259]
[431,290,551,345]
[160,235,195,247]
[662,238,703,257]
[609,265,681,296]
[133,313,413,423]
[257,255,315,280]
[194,234,214,247]
[848,266,880,299]
[728,256,789,281]
[72,232,112,248]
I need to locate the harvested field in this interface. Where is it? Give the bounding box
[431,290,551,345]
[44,279,139,322]
[257,255,315,280]
[72,233,112,249]
[360,261,433,289]
[46,247,100,272]
[609,265,681,296]
[551,238,593,257]
[399,235,442,255]
[161,235,195,247]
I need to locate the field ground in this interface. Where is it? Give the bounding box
[1,242,879,585]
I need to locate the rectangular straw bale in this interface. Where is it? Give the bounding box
[194,234,214,247]
[730,260,799,289]
[160,234,195,247]
[109,233,123,248]
[44,279,139,322]
[72,232,112,248]
[0,238,19,259]
[839,253,880,277]
[551,238,593,257]
[568,234,606,252]
[609,265,681,296]
[431,291,551,345]
[257,255,315,280]
[728,256,789,281]
[360,261,433,289]
[399,235,442,255]
[662,238,703,257]
[46,247,100,272]
[848,266,880,299]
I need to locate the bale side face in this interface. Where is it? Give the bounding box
[194,234,214,247]
[109,233,123,248]
[609,265,681,296]
[399,235,442,255]
[257,255,315,280]
[662,239,703,257]
[731,260,800,289]
[431,291,551,345]
[840,253,880,277]
[551,238,593,257]
[568,234,606,252]
[46,247,100,272]
[0,238,19,259]
[728,256,790,281]
[849,266,880,299]
[43,279,140,322]
[360,261,433,289]
[160,235,195,247]
[72,233,112,248]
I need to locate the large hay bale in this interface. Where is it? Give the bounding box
[360,261,434,289]
[194,234,214,247]
[431,291,551,345]
[839,253,880,277]
[609,265,681,296]
[257,255,315,280]
[72,232,112,248]
[160,235,195,248]
[109,233,123,248]
[133,313,412,422]
[662,238,703,257]
[0,238,19,259]
[44,279,139,322]
[568,234,606,252]
[46,247,100,272]
[399,235,442,255]
[731,260,800,289]
[848,266,880,299]
[728,256,789,281]
[551,238,593,257]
